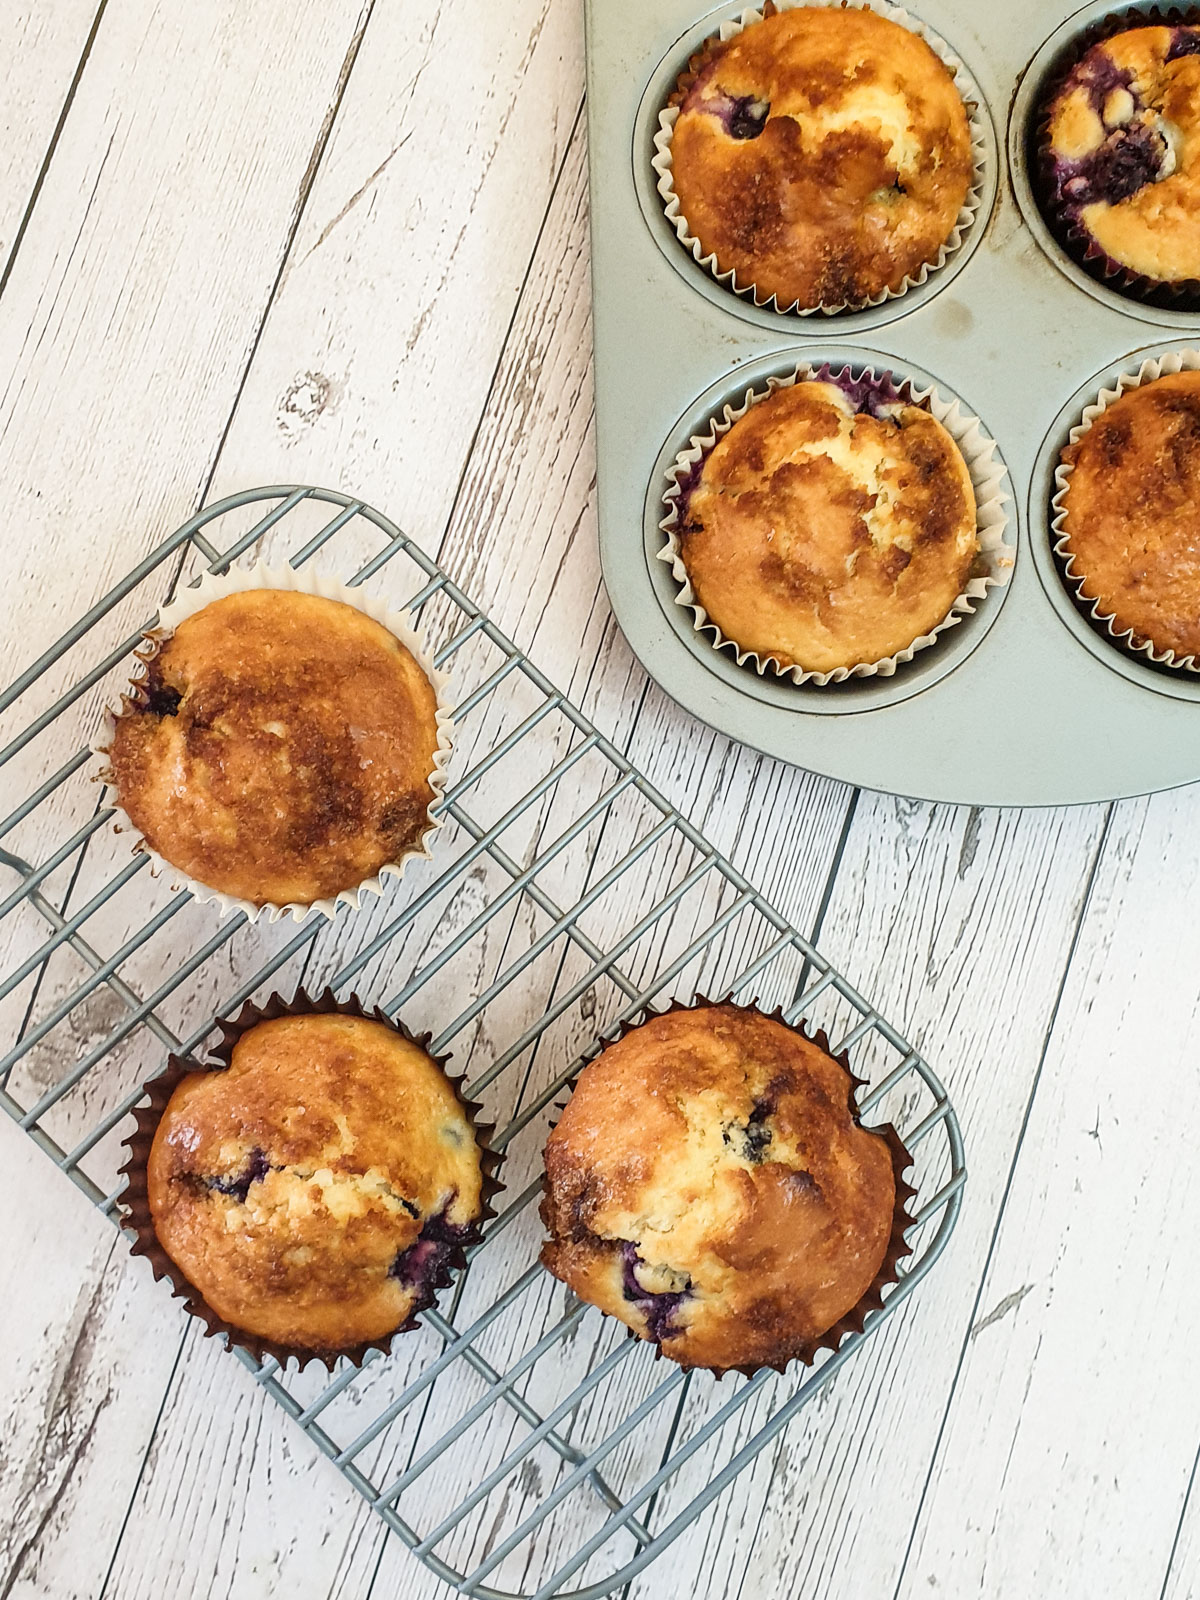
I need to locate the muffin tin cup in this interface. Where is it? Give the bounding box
[542,994,916,1380]
[93,560,455,925]
[1051,346,1200,672]
[657,362,1015,687]
[118,988,504,1372]
[1031,5,1200,313]
[651,0,989,318]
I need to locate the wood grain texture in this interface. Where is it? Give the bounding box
[1,0,1198,1596]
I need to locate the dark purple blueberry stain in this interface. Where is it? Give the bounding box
[723,1096,775,1163]
[693,89,770,141]
[1049,52,1172,213]
[815,364,908,421]
[1167,27,1200,64]
[142,668,182,718]
[619,1241,691,1343]
[672,452,708,534]
[206,1146,270,1202]
[390,1201,474,1303]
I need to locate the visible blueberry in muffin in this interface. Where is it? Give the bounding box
[108,586,443,908]
[540,1002,911,1375]
[665,5,974,310]
[137,1008,489,1356]
[1042,26,1200,286]
[668,371,979,676]
[1057,367,1200,662]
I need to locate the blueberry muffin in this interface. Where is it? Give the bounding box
[540,1002,910,1374]
[1042,25,1200,287]
[107,587,442,907]
[666,4,974,310]
[1058,369,1200,661]
[671,372,979,675]
[136,1008,486,1355]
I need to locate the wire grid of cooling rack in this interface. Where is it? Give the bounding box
[0,487,965,1600]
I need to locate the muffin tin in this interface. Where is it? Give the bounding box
[586,0,1200,806]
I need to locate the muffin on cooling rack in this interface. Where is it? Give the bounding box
[664,3,975,310]
[1056,367,1200,663]
[1041,24,1200,292]
[540,1000,912,1375]
[122,997,495,1361]
[106,582,444,911]
[670,371,979,676]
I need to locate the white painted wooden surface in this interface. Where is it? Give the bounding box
[0,3,1197,1597]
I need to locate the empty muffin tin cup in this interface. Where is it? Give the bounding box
[543,994,916,1379]
[1052,347,1200,671]
[652,0,989,316]
[658,362,1014,687]
[118,988,503,1371]
[1032,7,1200,311]
[93,560,455,924]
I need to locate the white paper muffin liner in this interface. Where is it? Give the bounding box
[652,0,989,316]
[658,364,1014,686]
[1051,349,1200,673]
[94,561,454,924]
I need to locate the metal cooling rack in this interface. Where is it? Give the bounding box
[0,486,965,1599]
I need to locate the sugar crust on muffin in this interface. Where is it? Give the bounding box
[108,589,441,907]
[147,1013,484,1352]
[667,5,974,309]
[1059,368,1200,660]
[1044,25,1200,284]
[540,1003,903,1374]
[672,375,978,675]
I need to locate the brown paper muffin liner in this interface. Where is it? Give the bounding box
[94,560,455,924]
[118,988,503,1371]
[1051,347,1200,671]
[1032,7,1200,311]
[652,0,988,317]
[659,363,1014,686]
[540,994,916,1380]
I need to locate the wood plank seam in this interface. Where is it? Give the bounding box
[0,0,110,303]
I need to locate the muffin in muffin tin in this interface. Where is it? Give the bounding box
[1055,364,1200,666]
[121,993,498,1364]
[1040,22,1200,297]
[105,575,447,916]
[660,3,976,312]
[540,1000,912,1376]
[663,368,981,679]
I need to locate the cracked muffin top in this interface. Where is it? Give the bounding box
[1059,369,1200,660]
[147,1012,484,1352]
[667,4,974,310]
[672,373,978,674]
[1043,26,1200,284]
[540,1002,904,1374]
[107,588,441,908]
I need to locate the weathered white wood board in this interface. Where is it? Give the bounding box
[2,0,1199,1596]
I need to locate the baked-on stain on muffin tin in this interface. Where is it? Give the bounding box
[587,0,1200,803]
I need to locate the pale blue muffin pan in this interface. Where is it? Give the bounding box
[586,0,1200,805]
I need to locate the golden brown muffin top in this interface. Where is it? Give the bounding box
[540,1004,901,1374]
[674,377,978,674]
[1060,370,1200,660]
[108,589,441,907]
[668,6,973,310]
[148,1013,484,1352]
[1045,27,1200,283]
